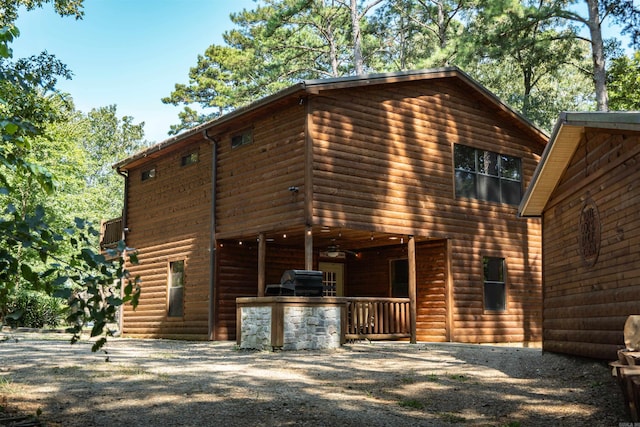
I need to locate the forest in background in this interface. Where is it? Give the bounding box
[0,0,639,347]
[163,0,640,135]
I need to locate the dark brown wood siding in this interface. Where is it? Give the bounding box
[347,240,448,342]
[216,241,447,341]
[347,246,407,298]
[215,242,258,340]
[215,103,306,239]
[123,141,212,339]
[214,244,309,340]
[310,80,541,234]
[310,79,543,344]
[542,130,640,359]
[265,246,307,284]
[121,74,544,344]
[416,240,448,342]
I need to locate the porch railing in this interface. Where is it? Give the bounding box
[100,217,123,250]
[344,297,411,341]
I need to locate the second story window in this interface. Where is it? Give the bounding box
[181,152,198,166]
[454,144,522,205]
[231,129,253,149]
[141,167,156,181]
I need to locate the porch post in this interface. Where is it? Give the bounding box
[305,225,313,270]
[304,96,314,272]
[408,235,417,344]
[445,239,453,342]
[258,232,266,297]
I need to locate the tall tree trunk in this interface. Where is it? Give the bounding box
[327,23,340,77]
[350,0,364,74]
[522,66,534,117]
[437,0,447,50]
[586,0,608,111]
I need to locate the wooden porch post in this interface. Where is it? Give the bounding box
[304,96,314,272]
[408,235,417,344]
[258,232,266,296]
[305,226,313,270]
[445,239,454,342]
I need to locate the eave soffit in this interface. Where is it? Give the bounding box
[518,111,640,217]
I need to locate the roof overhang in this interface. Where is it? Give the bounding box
[518,111,640,217]
[114,67,548,171]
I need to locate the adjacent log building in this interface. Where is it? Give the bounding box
[520,112,640,359]
[110,68,547,343]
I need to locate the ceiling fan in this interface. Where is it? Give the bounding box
[325,244,358,258]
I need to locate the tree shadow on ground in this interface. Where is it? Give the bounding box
[0,336,629,426]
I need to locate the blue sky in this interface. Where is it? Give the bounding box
[12,1,631,144]
[13,0,257,143]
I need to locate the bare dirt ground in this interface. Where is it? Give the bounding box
[0,331,629,426]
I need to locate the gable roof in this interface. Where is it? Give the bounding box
[518,111,640,217]
[115,67,548,171]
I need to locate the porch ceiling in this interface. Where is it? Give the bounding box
[223,225,433,252]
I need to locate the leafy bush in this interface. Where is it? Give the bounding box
[6,289,64,328]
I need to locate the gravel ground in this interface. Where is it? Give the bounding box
[0,331,630,426]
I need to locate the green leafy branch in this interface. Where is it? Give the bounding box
[1,22,140,352]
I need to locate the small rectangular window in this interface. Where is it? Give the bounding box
[483,257,506,312]
[390,259,409,298]
[168,260,184,317]
[141,168,156,181]
[181,152,198,166]
[231,129,253,149]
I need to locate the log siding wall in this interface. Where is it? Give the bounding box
[215,103,307,238]
[310,79,543,344]
[120,75,544,344]
[347,240,449,341]
[123,141,213,339]
[219,240,448,341]
[215,243,258,340]
[543,130,640,359]
[215,245,311,339]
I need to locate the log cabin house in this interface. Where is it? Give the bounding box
[519,111,640,360]
[104,67,547,344]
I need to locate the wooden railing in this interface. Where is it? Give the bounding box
[100,217,123,250]
[344,297,411,341]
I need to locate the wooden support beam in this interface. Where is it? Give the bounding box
[305,226,313,270]
[258,232,266,297]
[304,96,314,272]
[304,96,313,228]
[445,239,453,342]
[408,235,417,344]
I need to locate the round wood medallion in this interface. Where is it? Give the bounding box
[579,197,601,267]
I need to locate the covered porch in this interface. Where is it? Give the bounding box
[99,219,451,343]
[216,224,451,344]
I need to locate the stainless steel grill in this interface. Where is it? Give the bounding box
[265,270,323,297]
